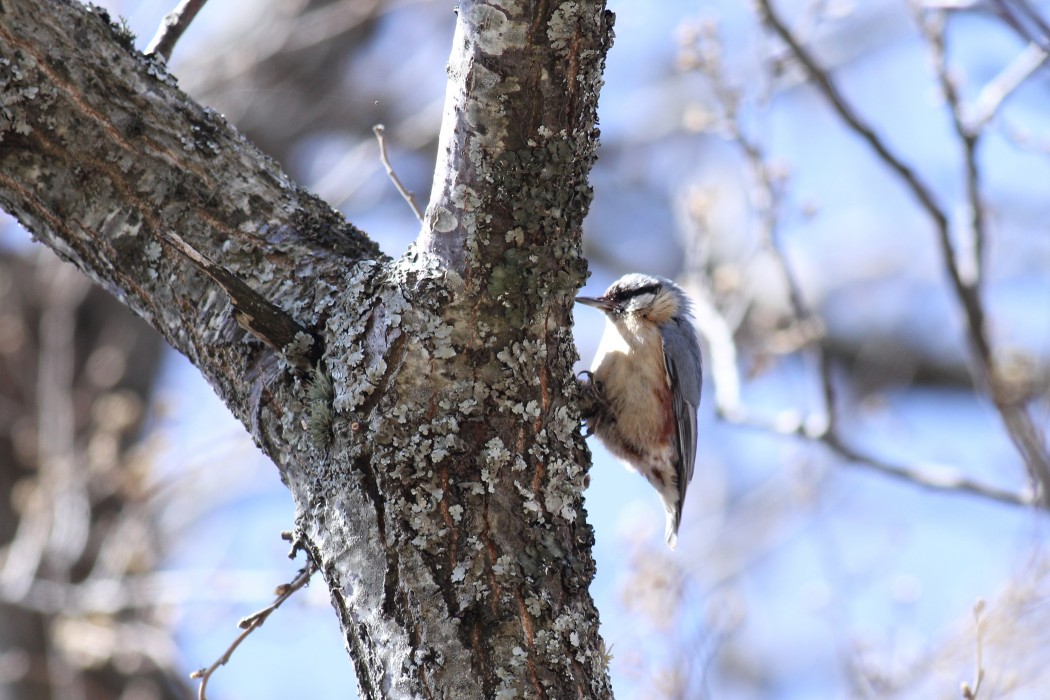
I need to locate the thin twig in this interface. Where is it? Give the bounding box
[917,8,986,281]
[190,562,317,700]
[757,0,951,239]
[961,599,987,699]
[713,387,1033,508]
[971,42,1048,129]
[693,267,1033,509]
[146,0,210,63]
[685,20,825,345]
[824,432,1032,508]
[757,0,1050,503]
[1011,0,1050,39]
[991,0,1050,53]
[694,21,842,471]
[373,124,424,222]
[734,127,812,322]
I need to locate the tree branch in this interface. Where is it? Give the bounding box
[679,21,1035,511]
[990,0,1050,53]
[372,124,424,222]
[146,0,210,63]
[915,8,985,280]
[191,562,317,700]
[0,0,616,697]
[0,0,380,420]
[695,289,1033,509]
[756,0,1050,502]
[971,42,1047,130]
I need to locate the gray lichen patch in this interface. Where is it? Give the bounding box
[0,51,58,140]
[429,205,459,233]
[472,3,528,56]
[292,233,600,681]
[99,208,144,239]
[323,261,390,414]
[547,1,584,52]
[304,362,335,447]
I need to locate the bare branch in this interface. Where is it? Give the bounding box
[373,124,424,223]
[823,432,1033,508]
[191,562,317,700]
[677,18,1036,512]
[971,43,1047,129]
[757,0,951,237]
[915,6,986,278]
[756,0,1050,502]
[711,372,1034,508]
[689,291,743,417]
[146,0,210,63]
[690,261,1033,509]
[990,0,1050,53]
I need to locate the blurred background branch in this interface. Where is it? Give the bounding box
[758,0,1050,500]
[0,249,184,700]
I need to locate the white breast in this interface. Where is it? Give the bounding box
[590,316,672,463]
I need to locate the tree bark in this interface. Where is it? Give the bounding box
[0,0,615,697]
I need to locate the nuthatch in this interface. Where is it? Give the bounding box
[576,273,703,549]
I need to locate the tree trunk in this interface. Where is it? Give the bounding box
[0,0,615,697]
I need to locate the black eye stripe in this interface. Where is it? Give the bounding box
[610,283,661,302]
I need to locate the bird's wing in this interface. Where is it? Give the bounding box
[662,318,703,513]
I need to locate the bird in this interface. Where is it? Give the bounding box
[576,273,703,549]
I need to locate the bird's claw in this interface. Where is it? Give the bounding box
[576,370,607,436]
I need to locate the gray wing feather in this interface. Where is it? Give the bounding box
[661,317,703,525]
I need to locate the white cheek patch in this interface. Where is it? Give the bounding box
[625,293,655,315]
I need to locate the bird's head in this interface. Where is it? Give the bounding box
[575,273,689,326]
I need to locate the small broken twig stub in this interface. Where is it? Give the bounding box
[373,124,425,222]
[146,0,210,63]
[158,230,321,369]
[191,562,317,700]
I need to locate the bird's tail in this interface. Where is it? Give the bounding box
[664,506,681,550]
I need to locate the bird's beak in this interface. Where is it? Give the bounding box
[575,295,614,312]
